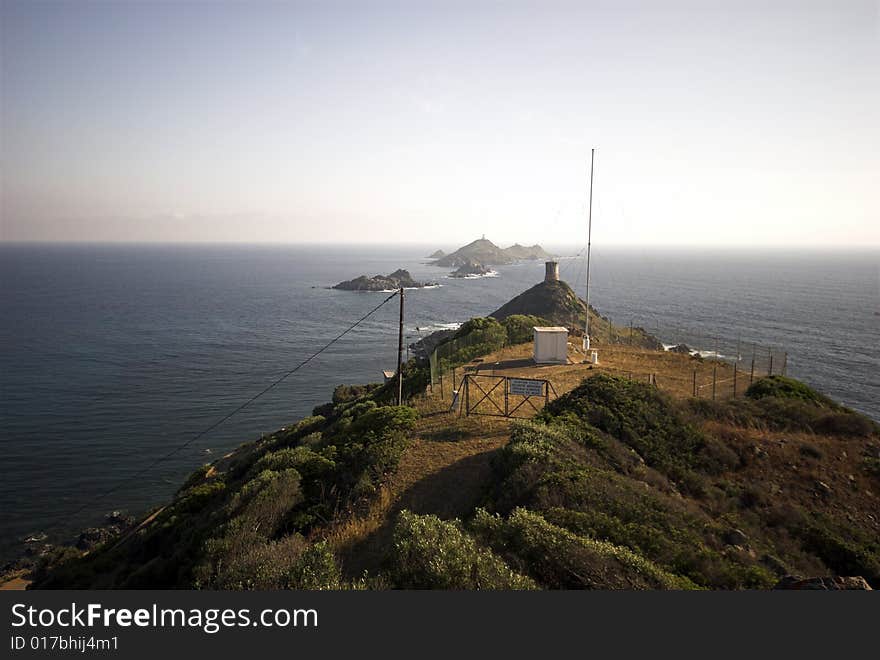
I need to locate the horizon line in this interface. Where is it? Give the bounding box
[1,239,879,251]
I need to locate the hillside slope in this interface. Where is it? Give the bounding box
[31,353,880,590]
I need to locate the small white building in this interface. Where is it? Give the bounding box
[533,326,568,364]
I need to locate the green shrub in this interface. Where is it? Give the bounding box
[795,517,880,586]
[745,376,836,407]
[470,508,697,590]
[230,469,303,538]
[540,374,733,479]
[333,383,382,404]
[501,314,550,345]
[286,541,341,589]
[388,511,536,589]
[196,534,308,590]
[812,412,876,437]
[178,464,212,493]
[176,480,227,514]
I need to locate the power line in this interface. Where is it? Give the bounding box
[47,290,401,528]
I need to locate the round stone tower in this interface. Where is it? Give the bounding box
[544,261,559,283]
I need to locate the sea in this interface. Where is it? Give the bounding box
[1,243,877,563]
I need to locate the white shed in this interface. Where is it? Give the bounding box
[533,326,568,364]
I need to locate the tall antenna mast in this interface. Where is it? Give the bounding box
[583,147,595,352]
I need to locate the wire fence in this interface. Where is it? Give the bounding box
[427,317,788,404]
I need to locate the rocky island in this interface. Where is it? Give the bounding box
[432,237,551,267]
[332,269,435,292]
[448,259,494,278]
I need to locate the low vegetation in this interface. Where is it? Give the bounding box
[34,343,879,591]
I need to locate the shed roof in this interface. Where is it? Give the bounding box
[533,326,568,333]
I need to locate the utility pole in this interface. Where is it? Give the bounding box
[397,287,404,406]
[583,147,595,353]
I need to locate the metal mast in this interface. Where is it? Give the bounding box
[397,287,404,405]
[584,148,595,352]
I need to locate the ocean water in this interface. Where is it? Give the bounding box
[0,243,877,561]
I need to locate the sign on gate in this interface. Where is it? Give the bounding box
[508,378,545,397]
[460,375,555,418]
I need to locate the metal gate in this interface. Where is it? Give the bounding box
[462,374,555,418]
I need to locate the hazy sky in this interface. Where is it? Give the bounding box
[1,0,877,246]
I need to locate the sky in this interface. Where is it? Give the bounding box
[1,0,877,246]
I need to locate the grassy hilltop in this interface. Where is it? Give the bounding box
[31,317,880,590]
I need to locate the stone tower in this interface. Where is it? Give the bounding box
[544,261,559,282]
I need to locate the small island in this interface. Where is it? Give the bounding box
[433,237,551,267]
[427,249,446,259]
[332,269,436,292]
[448,259,494,278]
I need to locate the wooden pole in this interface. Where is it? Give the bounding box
[769,353,774,377]
[782,352,788,376]
[465,375,470,416]
[750,355,755,385]
[693,369,697,397]
[397,287,404,406]
[712,366,717,401]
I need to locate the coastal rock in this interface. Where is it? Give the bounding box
[333,269,435,292]
[427,250,446,259]
[773,575,872,590]
[449,259,493,278]
[668,343,692,354]
[725,528,749,547]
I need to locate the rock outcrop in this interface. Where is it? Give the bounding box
[333,269,435,292]
[773,575,873,590]
[449,259,494,278]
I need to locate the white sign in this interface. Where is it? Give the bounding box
[509,378,545,397]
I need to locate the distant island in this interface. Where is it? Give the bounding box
[427,250,446,259]
[332,269,436,292]
[431,237,551,267]
[449,259,495,278]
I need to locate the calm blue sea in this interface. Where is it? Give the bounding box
[1,243,877,562]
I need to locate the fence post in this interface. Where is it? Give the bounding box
[440,372,444,399]
[733,363,737,398]
[782,352,788,376]
[769,353,773,377]
[629,320,633,345]
[452,367,457,391]
[465,375,469,416]
[693,369,697,397]
[750,356,755,385]
[545,380,549,408]
[712,366,717,401]
[504,377,509,417]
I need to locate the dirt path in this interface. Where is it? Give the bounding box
[332,432,508,580]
